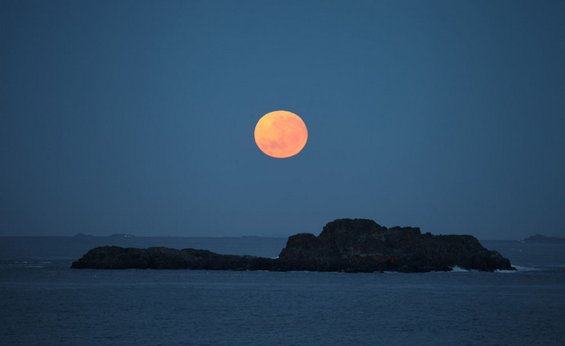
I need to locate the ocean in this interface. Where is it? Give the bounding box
[1,240,564,345]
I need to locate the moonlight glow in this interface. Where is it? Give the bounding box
[254,110,308,159]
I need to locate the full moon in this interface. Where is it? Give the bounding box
[254,110,308,159]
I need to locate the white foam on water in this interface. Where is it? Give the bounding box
[496,265,539,273]
[513,265,540,271]
[450,266,470,272]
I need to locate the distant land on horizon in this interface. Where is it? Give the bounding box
[1,231,552,241]
[0,235,287,260]
[0,234,558,259]
[524,234,565,243]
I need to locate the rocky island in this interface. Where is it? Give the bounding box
[72,219,514,272]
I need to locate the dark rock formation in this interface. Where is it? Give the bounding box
[72,218,514,272]
[276,219,513,272]
[71,246,275,270]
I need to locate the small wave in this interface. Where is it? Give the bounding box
[2,260,51,269]
[449,265,539,273]
[495,265,539,273]
[450,266,470,272]
[513,265,540,271]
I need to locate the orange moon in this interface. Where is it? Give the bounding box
[254,110,308,159]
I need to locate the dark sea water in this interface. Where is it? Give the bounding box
[1,240,565,345]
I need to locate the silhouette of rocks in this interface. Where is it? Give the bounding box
[71,246,274,270]
[276,219,513,272]
[72,218,514,272]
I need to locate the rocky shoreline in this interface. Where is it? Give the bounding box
[71,219,514,272]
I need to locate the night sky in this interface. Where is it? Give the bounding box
[1,0,564,239]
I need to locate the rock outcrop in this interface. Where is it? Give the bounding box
[276,219,513,272]
[72,218,514,272]
[71,246,275,270]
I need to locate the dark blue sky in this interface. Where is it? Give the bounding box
[1,0,564,239]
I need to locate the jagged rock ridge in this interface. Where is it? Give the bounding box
[72,218,514,272]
